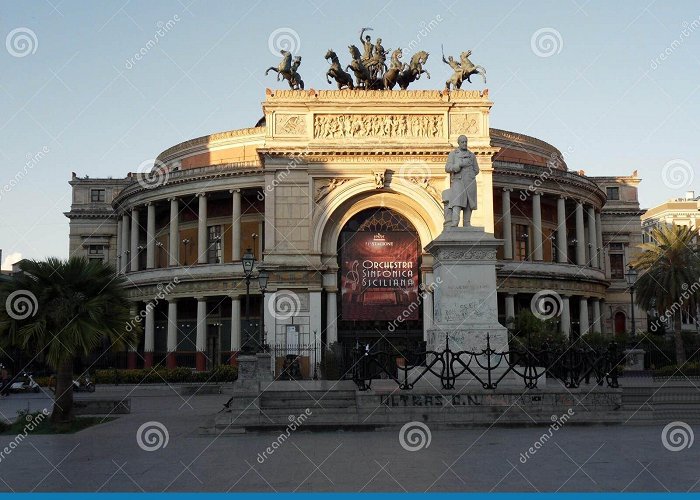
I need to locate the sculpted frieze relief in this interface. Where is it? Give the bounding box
[437,248,497,261]
[275,114,306,135]
[449,113,480,135]
[313,114,443,139]
[314,178,349,203]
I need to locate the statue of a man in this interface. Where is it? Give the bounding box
[443,135,479,227]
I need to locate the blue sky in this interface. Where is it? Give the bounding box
[1,0,698,266]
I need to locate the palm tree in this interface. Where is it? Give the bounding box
[0,257,137,423]
[632,224,700,366]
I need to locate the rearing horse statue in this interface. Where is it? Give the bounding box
[265,50,304,90]
[325,49,354,90]
[396,50,430,90]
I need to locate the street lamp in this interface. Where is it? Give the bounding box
[625,264,638,336]
[258,271,269,351]
[241,248,255,354]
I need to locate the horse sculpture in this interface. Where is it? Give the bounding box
[382,48,405,90]
[460,50,486,85]
[325,49,354,90]
[265,49,304,90]
[396,50,430,90]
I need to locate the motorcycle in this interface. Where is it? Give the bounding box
[9,372,41,393]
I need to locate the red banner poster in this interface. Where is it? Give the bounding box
[340,231,420,321]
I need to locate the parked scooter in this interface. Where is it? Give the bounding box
[9,372,41,393]
[73,374,96,393]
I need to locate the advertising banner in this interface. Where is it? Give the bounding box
[340,231,420,321]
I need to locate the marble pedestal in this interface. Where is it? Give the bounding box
[425,226,508,353]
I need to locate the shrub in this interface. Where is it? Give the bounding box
[93,366,237,385]
[654,363,700,377]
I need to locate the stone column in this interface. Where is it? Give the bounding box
[561,295,571,338]
[166,299,178,369]
[231,189,241,262]
[588,207,599,268]
[532,193,543,261]
[116,218,123,275]
[197,193,208,265]
[130,208,139,272]
[422,271,434,339]
[230,296,241,365]
[599,299,606,334]
[196,297,207,371]
[579,296,589,335]
[144,304,155,368]
[168,197,179,266]
[326,291,338,345]
[505,293,515,329]
[309,291,322,378]
[501,188,513,259]
[127,303,138,369]
[146,202,156,269]
[592,299,602,333]
[121,213,130,274]
[575,202,586,266]
[596,211,604,271]
[557,196,568,263]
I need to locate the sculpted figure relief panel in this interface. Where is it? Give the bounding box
[313,114,443,139]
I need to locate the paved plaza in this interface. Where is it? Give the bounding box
[0,386,698,492]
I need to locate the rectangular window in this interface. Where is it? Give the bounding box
[208,225,222,264]
[610,254,625,279]
[609,242,623,251]
[515,224,529,261]
[90,189,106,202]
[606,187,620,200]
[88,245,104,255]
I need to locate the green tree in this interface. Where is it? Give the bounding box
[632,224,700,366]
[0,257,137,423]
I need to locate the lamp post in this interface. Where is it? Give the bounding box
[258,271,269,352]
[625,264,638,336]
[241,248,255,354]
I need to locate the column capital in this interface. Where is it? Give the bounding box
[559,194,567,200]
[229,188,241,194]
[502,187,513,192]
[145,201,153,207]
[168,196,178,202]
[194,295,207,302]
[167,297,179,303]
[131,206,139,213]
[197,192,207,198]
[229,294,242,301]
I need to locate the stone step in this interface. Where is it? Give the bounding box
[260,399,355,409]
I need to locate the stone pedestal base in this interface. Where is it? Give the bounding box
[425,226,507,352]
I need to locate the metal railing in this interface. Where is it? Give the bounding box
[351,334,621,391]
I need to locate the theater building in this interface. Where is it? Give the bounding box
[65,89,644,375]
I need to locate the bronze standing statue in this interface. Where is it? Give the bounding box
[443,135,479,227]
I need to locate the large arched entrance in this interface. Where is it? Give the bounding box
[336,207,424,350]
